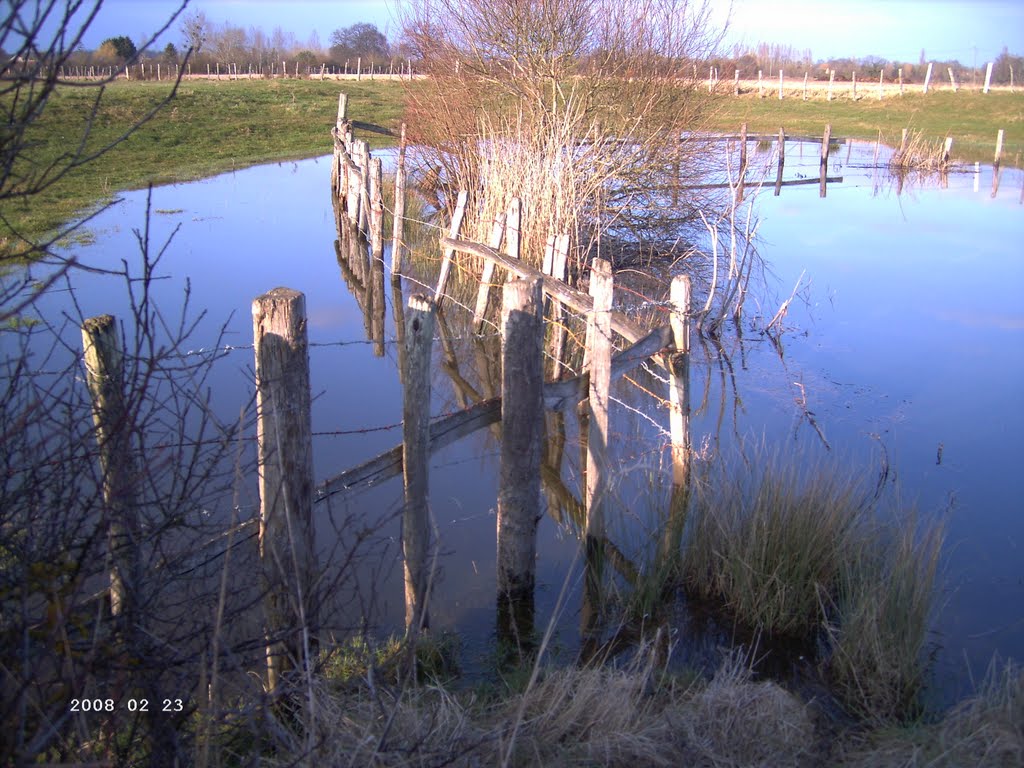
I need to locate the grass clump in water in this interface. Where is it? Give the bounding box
[681,457,944,722]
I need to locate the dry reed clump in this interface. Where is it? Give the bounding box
[889,129,951,171]
[839,661,1024,768]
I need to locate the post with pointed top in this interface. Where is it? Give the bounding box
[252,288,317,692]
[402,294,436,633]
[497,277,544,645]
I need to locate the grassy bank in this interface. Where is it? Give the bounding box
[3,79,1020,249]
[705,90,1024,164]
[1,78,404,248]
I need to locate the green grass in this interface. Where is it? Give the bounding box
[704,90,1024,165]
[1,78,406,248]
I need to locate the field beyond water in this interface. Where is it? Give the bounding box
[1,78,1021,248]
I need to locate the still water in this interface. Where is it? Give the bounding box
[19,140,1024,708]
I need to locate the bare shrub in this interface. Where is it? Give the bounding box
[399,0,726,274]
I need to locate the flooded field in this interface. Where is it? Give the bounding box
[10,137,1023,710]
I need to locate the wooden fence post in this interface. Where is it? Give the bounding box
[778,69,784,100]
[984,62,993,93]
[924,61,933,93]
[828,69,834,101]
[734,69,740,96]
[852,70,857,99]
[586,259,612,544]
[774,127,786,196]
[659,275,691,568]
[497,278,544,636]
[878,71,884,100]
[336,92,348,130]
[948,67,957,92]
[391,122,408,275]
[81,315,140,618]
[472,213,508,330]
[547,234,570,378]
[402,294,435,633]
[757,69,764,98]
[737,122,748,203]
[994,128,1005,171]
[369,157,384,264]
[803,72,808,100]
[357,140,371,236]
[252,288,317,692]
[434,190,469,303]
[820,124,832,198]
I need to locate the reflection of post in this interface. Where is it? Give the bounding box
[774,127,785,196]
[81,315,140,618]
[391,123,407,275]
[402,295,435,633]
[497,278,544,648]
[820,124,831,198]
[252,288,317,692]
[660,276,691,569]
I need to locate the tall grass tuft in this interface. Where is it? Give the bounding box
[682,461,867,638]
[680,455,945,723]
[827,516,944,722]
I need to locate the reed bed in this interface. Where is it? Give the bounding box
[889,129,952,171]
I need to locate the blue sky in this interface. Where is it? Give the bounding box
[43,0,1024,63]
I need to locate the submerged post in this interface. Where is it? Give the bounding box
[82,315,140,618]
[660,275,692,568]
[820,124,832,198]
[252,288,317,692]
[497,278,544,639]
[402,294,435,633]
[586,259,613,543]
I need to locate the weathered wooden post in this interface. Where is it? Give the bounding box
[878,70,884,100]
[924,61,934,93]
[252,288,317,692]
[827,69,834,101]
[948,67,958,92]
[586,259,612,548]
[336,92,348,130]
[659,274,691,569]
[472,213,508,330]
[734,69,740,96]
[547,234,570,378]
[369,156,385,264]
[994,129,1005,173]
[434,190,469,303]
[820,124,832,198]
[737,122,748,203]
[899,67,904,95]
[852,70,858,99]
[357,140,371,236]
[778,69,784,100]
[82,315,140,618]
[774,127,786,196]
[757,69,764,98]
[942,136,953,166]
[391,123,408,275]
[496,277,544,642]
[803,72,808,100]
[984,62,993,93]
[402,294,436,633]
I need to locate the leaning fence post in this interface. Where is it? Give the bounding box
[434,190,469,303]
[497,278,544,639]
[402,294,436,633]
[252,288,317,692]
[472,213,508,330]
[82,315,140,618]
[391,122,408,275]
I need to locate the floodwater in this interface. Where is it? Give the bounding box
[12,138,1024,709]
